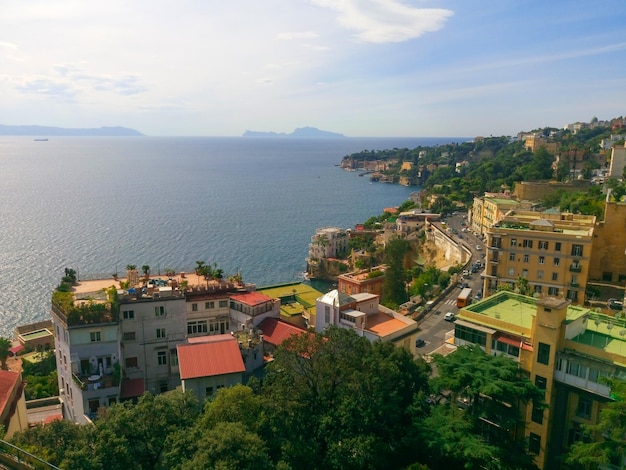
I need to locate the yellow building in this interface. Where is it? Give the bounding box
[589,195,626,289]
[455,291,626,469]
[471,195,521,235]
[483,209,596,305]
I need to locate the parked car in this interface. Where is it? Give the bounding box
[460,282,468,289]
[608,298,624,311]
[444,312,456,321]
[415,338,426,348]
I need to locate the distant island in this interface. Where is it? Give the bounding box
[242,127,345,138]
[0,124,144,137]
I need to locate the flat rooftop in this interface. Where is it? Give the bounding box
[258,283,323,318]
[569,313,626,362]
[461,291,588,336]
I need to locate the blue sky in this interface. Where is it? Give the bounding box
[1,0,625,137]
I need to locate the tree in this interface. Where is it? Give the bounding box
[381,236,409,308]
[427,345,544,469]
[141,265,150,279]
[0,337,11,370]
[261,327,430,469]
[566,378,626,469]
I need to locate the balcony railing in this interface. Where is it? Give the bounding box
[570,264,582,273]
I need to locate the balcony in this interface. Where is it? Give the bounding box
[570,282,580,288]
[569,264,582,273]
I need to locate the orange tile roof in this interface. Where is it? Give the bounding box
[177,335,245,380]
[230,291,273,306]
[257,318,306,346]
[365,312,407,337]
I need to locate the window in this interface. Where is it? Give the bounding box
[523,239,533,248]
[552,272,558,281]
[571,244,583,257]
[155,306,165,316]
[123,331,136,341]
[205,386,214,396]
[219,300,228,308]
[537,270,543,279]
[187,320,208,335]
[159,381,168,393]
[537,342,550,365]
[125,357,138,368]
[539,256,545,265]
[123,310,134,319]
[205,301,214,309]
[454,324,487,347]
[567,290,577,300]
[156,328,166,339]
[522,269,528,278]
[548,287,558,296]
[509,252,515,261]
[192,303,198,312]
[531,404,544,424]
[553,258,560,266]
[157,351,167,366]
[539,241,548,250]
[508,267,515,276]
[567,361,587,378]
[510,238,517,247]
[529,432,541,454]
[535,375,547,393]
[325,305,331,324]
[555,242,561,252]
[523,254,529,263]
[577,397,592,419]
[90,331,101,342]
[534,285,543,294]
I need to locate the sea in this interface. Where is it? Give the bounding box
[0,136,465,337]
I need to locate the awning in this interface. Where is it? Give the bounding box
[9,344,24,355]
[493,334,522,348]
[120,378,145,399]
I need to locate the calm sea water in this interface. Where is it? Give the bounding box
[0,136,463,336]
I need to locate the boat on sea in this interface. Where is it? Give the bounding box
[34,138,48,141]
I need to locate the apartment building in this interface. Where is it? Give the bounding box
[51,272,280,423]
[315,290,419,351]
[470,195,520,235]
[483,209,596,305]
[307,227,349,261]
[453,291,626,469]
[337,266,386,297]
[0,370,28,438]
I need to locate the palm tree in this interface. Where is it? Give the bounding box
[0,337,12,370]
[142,265,150,280]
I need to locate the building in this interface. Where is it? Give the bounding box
[395,210,440,234]
[453,291,626,469]
[0,370,28,439]
[177,335,246,402]
[314,290,419,351]
[337,266,386,297]
[483,209,596,305]
[307,227,349,261]
[51,271,281,423]
[470,195,520,235]
[258,282,322,329]
[257,317,307,356]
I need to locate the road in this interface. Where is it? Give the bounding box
[414,212,486,355]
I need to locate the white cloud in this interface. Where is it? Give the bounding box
[310,0,453,43]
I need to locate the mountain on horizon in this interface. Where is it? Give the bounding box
[0,124,144,137]
[242,126,345,138]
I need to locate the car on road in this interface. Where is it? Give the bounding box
[415,338,426,348]
[444,312,456,321]
[460,282,468,289]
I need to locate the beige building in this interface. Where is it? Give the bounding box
[589,193,626,289]
[453,291,626,469]
[483,209,596,305]
[471,195,520,235]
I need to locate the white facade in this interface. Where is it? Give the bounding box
[308,227,349,260]
[608,145,626,179]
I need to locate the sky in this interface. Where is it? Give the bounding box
[1,0,625,137]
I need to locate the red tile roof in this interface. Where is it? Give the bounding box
[229,291,273,306]
[0,371,20,416]
[120,378,145,399]
[257,318,306,346]
[177,335,245,380]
